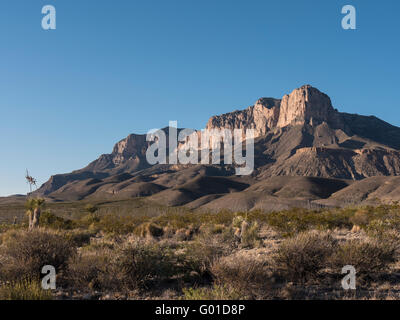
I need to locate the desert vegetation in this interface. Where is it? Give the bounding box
[1,200,400,300]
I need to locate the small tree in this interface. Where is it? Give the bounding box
[26,198,45,230]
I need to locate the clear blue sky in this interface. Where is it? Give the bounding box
[1,0,399,196]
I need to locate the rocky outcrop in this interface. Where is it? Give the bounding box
[206,98,281,137]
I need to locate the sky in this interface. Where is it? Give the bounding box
[0,0,399,196]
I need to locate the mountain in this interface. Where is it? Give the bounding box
[32,85,400,209]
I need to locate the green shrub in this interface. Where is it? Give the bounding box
[151,210,235,230]
[266,208,354,236]
[79,212,101,227]
[79,213,137,235]
[39,211,75,230]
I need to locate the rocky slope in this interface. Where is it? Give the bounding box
[31,85,400,208]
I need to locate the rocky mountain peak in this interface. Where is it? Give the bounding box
[207,85,339,137]
[277,85,335,128]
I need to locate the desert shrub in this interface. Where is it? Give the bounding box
[0,279,53,300]
[113,240,176,289]
[68,239,177,291]
[39,211,75,230]
[152,210,235,230]
[182,284,244,300]
[0,229,76,281]
[67,250,117,291]
[365,223,400,256]
[330,239,397,276]
[84,204,98,214]
[174,226,199,241]
[273,231,337,283]
[64,229,94,247]
[209,224,226,234]
[266,208,354,236]
[0,228,20,245]
[134,222,164,238]
[0,223,25,234]
[180,234,231,278]
[350,208,374,228]
[79,212,101,226]
[89,214,136,235]
[211,254,272,298]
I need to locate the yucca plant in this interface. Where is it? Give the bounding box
[25,198,45,230]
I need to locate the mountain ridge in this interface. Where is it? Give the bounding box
[31,85,400,209]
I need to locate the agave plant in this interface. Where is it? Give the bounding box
[25,198,45,230]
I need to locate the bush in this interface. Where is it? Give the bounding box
[67,249,118,291]
[182,284,244,300]
[39,211,75,230]
[134,222,164,238]
[113,240,176,290]
[330,239,397,276]
[0,229,76,281]
[349,208,373,228]
[273,231,337,283]
[180,235,229,278]
[86,214,136,235]
[0,279,53,300]
[64,230,94,247]
[211,254,272,298]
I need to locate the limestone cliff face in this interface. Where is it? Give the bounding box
[206,98,281,137]
[111,134,148,166]
[277,85,336,128]
[207,85,341,136]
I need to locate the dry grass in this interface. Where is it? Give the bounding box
[0,279,53,300]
